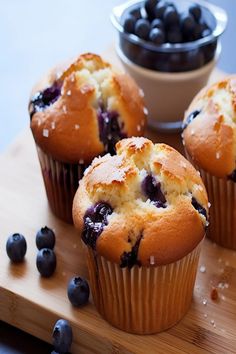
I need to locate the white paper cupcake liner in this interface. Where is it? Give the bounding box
[199,168,236,249]
[36,146,86,223]
[86,243,202,334]
[185,150,236,249]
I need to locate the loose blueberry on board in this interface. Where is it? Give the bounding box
[135,19,151,40]
[6,233,27,263]
[149,28,165,44]
[67,277,90,307]
[52,319,73,354]
[36,248,57,277]
[82,202,113,249]
[142,174,166,208]
[189,3,202,22]
[36,226,55,250]
[182,109,201,130]
[123,14,136,33]
[191,197,207,219]
[151,18,164,30]
[29,81,62,119]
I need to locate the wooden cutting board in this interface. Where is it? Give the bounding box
[0,49,236,353]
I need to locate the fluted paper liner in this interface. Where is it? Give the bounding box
[185,150,236,250]
[198,168,236,249]
[86,243,201,334]
[36,146,86,223]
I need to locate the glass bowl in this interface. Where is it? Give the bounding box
[111,0,227,131]
[111,0,227,73]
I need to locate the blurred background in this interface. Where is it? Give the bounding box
[0,0,235,152]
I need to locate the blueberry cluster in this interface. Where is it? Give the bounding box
[123,0,212,45]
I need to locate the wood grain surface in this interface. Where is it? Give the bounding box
[0,127,236,354]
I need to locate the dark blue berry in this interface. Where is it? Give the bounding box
[191,197,207,219]
[120,234,142,268]
[29,82,62,119]
[182,109,201,130]
[123,14,136,33]
[180,12,196,35]
[149,28,165,44]
[36,226,55,250]
[189,4,202,22]
[130,7,142,20]
[142,174,166,207]
[163,6,179,27]
[154,1,168,19]
[167,29,183,43]
[144,0,158,20]
[36,248,57,277]
[6,233,27,263]
[82,202,113,249]
[135,19,150,40]
[52,319,73,354]
[228,170,236,182]
[97,107,126,155]
[151,18,164,30]
[67,277,90,307]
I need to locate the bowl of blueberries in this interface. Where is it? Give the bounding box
[111,0,227,131]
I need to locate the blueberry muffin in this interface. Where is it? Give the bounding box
[183,76,236,249]
[73,137,208,334]
[29,53,147,223]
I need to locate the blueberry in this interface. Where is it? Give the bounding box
[167,28,183,43]
[182,109,201,130]
[142,174,166,207]
[29,82,62,119]
[180,12,196,35]
[67,276,90,307]
[123,14,136,33]
[82,202,113,249]
[189,4,202,22]
[52,319,73,354]
[228,170,236,182]
[149,28,165,44]
[191,197,207,219]
[97,108,126,155]
[36,248,57,277]
[163,6,179,27]
[144,0,158,20]
[154,1,168,19]
[36,226,55,250]
[130,7,142,20]
[6,233,27,263]
[151,18,164,30]
[120,234,142,268]
[135,19,150,40]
